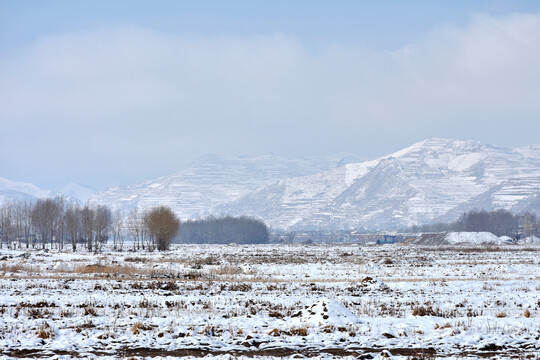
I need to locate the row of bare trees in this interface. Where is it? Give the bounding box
[0,198,113,251]
[0,199,179,252]
[408,209,538,238]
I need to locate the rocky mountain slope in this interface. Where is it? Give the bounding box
[215,139,540,230]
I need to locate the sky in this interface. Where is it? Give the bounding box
[1,0,540,191]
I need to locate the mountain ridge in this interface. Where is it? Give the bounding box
[0,177,94,204]
[89,153,364,218]
[215,138,540,230]
[3,138,539,231]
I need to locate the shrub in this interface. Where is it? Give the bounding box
[132,322,152,334]
[144,206,180,251]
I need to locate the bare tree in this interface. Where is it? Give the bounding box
[55,197,66,250]
[64,204,80,251]
[11,200,28,249]
[20,201,33,249]
[144,206,180,251]
[0,202,13,249]
[31,198,61,249]
[111,211,124,251]
[93,205,111,252]
[80,205,94,251]
[521,212,537,237]
[127,208,143,251]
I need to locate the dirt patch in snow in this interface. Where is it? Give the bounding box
[5,345,534,359]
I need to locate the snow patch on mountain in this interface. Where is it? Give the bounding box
[448,152,488,172]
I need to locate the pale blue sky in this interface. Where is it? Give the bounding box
[1,1,540,190]
[3,1,539,51]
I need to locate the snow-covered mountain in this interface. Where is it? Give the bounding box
[0,177,94,204]
[9,139,539,230]
[215,139,540,230]
[54,183,95,203]
[89,153,363,217]
[0,176,50,203]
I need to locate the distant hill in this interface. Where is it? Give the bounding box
[56,182,94,203]
[0,177,94,204]
[7,138,540,231]
[89,153,363,218]
[0,176,50,203]
[215,139,540,230]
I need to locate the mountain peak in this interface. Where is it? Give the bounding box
[0,176,51,201]
[56,183,95,203]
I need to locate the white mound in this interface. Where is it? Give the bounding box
[290,298,360,327]
[445,232,502,245]
[519,235,540,244]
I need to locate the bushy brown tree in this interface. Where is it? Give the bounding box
[144,206,179,251]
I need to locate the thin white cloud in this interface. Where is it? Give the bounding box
[1,12,539,188]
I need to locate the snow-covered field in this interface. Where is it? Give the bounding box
[1,244,539,359]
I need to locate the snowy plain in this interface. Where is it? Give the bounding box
[0,243,539,360]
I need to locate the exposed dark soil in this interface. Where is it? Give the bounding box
[4,345,537,359]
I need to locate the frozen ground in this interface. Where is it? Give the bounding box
[0,243,539,359]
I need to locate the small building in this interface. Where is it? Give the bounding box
[376,235,396,245]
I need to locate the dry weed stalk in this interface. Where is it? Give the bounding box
[131,322,152,334]
[37,321,53,339]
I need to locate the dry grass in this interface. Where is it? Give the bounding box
[412,306,436,317]
[211,264,244,275]
[267,327,308,337]
[37,321,53,339]
[27,308,50,319]
[289,327,308,336]
[0,263,39,273]
[434,322,451,330]
[73,263,138,275]
[200,325,223,336]
[132,322,152,334]
[83,306,98,316]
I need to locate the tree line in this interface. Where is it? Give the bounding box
[408,209,537,238]
[178,216,269,244]
[0,199,269,250]
[0,199,180,251]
